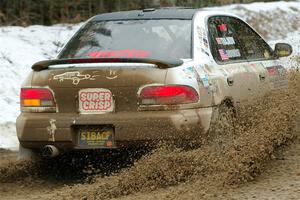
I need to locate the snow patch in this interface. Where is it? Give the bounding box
[0,24,81,149]
[221,1,300,12]
[0,122,18,150]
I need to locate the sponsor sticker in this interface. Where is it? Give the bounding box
[267,66,278,76]
[88,49,150,58]
[79,88,114,114]
[226,49,241,58]
[219,49,229,61]
[216,37,235,45]
[219,49,241,61]
[266,66,288,88]
[218,24,228,32]
[200,74,210,88]
[182,66,197,79]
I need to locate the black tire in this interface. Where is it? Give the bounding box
[209,104,236,152]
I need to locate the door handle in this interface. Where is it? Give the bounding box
[227,77,234,86]
[259,74,266,81]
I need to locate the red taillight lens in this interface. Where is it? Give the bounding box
[139,85,199,105]
[21,88,55,108]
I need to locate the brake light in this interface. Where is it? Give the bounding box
[21,88,56,112]
[139,85,199,105]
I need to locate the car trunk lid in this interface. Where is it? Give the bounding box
[31,62,169,113]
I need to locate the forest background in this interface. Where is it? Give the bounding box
[0,0,284,26]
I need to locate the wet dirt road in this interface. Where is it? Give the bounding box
[1,136,300,200]
[118,130,300,200]
[0,72,299,200]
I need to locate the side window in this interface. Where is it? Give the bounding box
[208,16,273,63]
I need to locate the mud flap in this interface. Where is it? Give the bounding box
[18,144,39,161]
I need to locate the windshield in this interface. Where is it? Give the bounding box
[59,19,192,61]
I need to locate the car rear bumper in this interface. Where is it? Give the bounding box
[17,107,213,150]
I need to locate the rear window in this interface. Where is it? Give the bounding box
[59,19,192,61]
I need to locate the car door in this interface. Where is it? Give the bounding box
[207,16,258,103]
[224,16,275,97]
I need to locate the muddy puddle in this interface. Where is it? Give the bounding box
[0,71,299,200]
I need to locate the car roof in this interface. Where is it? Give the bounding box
[90,8,240,22]
[91,8,200,21]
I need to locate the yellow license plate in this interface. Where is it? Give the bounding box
[77,127,114,148]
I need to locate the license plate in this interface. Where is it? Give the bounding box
[77,126,115,148]
[79,88,114,114]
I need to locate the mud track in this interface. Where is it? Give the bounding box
[0,72,299,200]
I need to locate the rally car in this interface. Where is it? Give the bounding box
[16,8,292,159]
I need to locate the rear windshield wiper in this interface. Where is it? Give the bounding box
[32,58,184,71]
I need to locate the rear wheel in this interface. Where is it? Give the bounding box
[209,103,236,152]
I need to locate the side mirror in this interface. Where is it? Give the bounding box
[274,43,293,58]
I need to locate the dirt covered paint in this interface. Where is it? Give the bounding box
[1,71,299,200]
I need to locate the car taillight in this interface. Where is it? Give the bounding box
[21,88,56,112]
[139,85,199,105]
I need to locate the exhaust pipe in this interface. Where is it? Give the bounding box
[41,145,59,158]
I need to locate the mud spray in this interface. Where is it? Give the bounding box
[0,72,299,200]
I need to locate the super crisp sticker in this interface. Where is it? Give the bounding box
[79,88,114,114]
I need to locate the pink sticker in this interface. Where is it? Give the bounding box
[218,24,227,32]
[267,67,278,76]
[88,49,150,58]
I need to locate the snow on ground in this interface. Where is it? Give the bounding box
[1,1,300,150]
[221,1,300,12]
[212,1,300,41]
[0,24,81,149]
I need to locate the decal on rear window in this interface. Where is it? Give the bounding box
[218,49,241,61]
[59,19,192,61]
[218,49,229,61]
[226,49,241,58]
[88,49,150,58]
[218,24,227,32]
[216,37,235,45]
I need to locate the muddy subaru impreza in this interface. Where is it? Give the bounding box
[17,8,292,159]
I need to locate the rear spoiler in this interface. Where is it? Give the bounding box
[32,58,184,71]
